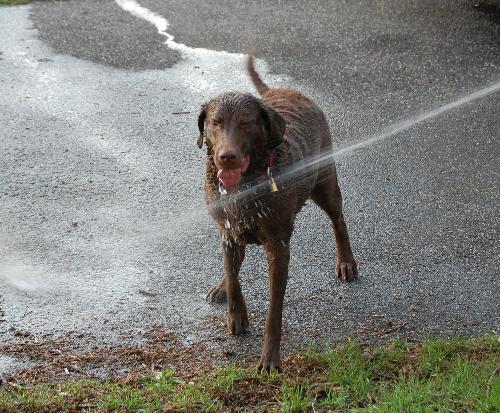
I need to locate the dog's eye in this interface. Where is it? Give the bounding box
[212,118,222,127]
[238,120,251,128]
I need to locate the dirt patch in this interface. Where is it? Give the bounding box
[0,325,215,385]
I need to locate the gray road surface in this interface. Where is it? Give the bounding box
[0,0,499,373]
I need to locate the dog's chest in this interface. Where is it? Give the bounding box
[212,197,273,243]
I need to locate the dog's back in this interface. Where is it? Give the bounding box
[247,55,331,166]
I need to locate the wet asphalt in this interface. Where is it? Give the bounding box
[0,0,499,372]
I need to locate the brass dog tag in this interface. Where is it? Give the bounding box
[270,180,278,193]
[268,167,278,192]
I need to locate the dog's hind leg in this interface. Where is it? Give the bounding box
[310,165,358,281]
[207,277,227,303]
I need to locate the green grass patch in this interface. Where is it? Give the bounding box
[0,0,32,5]
[280,384,309,412]
[0,335,498,412]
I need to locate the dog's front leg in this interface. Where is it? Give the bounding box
[223,238,249,335]
[258,238,290,372]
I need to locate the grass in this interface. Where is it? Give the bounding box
[0,0,32,5]
[0,335,498,412]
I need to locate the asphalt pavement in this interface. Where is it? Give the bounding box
[0,0,499,374]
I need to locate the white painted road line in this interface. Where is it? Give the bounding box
[114,0,243,57]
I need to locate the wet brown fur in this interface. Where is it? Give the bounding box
[197,55,357,372]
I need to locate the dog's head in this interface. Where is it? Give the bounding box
[197,92,285,190]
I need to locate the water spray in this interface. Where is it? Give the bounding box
[210,79,500,209]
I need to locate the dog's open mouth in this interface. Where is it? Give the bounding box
[217,154,250,190]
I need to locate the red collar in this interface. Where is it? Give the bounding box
[257,150,276,183]
[256,150,279,192]
[268,150,276,170]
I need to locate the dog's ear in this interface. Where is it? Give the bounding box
[197,104,207,149]
[260,104,286,149]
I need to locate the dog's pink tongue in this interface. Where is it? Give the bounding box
[217,168,242,190]
[217,155,250,190]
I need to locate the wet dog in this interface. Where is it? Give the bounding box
[197,54,357,371]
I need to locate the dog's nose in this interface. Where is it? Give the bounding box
[218,149,237,162]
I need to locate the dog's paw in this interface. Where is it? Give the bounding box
[207,280,227,303]
[227,311,249,335]
[257,350,283,373]
[336,259,358,282]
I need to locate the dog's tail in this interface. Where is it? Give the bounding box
[246,53,270,96]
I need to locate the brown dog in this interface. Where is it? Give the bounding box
[197,55,357,372]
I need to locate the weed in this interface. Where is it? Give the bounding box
[280,383,310,413]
